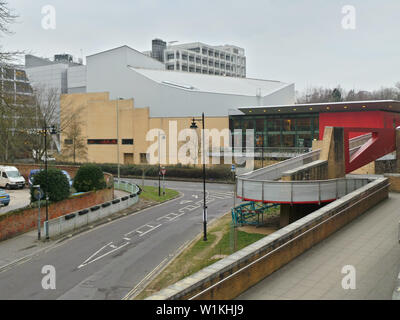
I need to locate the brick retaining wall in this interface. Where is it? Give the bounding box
[0,188,113,242]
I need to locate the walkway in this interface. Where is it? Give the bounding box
[238,193,400,300]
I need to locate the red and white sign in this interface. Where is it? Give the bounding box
[161,168,167,175]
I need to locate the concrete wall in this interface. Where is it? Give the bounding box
[147,177,389,300]
[45,188,139,238]
[281,160,328,181]
[384,174,400,192]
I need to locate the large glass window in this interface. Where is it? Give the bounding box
[296,118,311,131]
[267,118,281,132]
[242,118,254,130]
[297,134,312,148]
[255,119,264,132]
[282,118,296,131]
[282,134,295,147]
[267,134,281,147]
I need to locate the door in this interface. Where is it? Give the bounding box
[0,171,7,187]
[124,153,134,165]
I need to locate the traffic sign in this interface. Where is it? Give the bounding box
[33,187,44,201]
[231,164,236,172]
[161,168,167,175]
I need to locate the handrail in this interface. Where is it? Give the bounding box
[236,133,373,203]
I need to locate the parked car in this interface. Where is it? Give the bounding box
[28,169,73,188]
[0,189,10,207]
[0,166,26,189]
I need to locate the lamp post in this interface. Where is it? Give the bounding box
[158,132,166,197]
[42,124,58,240]
[116,98,123,183]
[190,113,207,241]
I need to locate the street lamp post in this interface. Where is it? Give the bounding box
[116,98,123,183]
[190,113,207,241]
[42,124,58,240]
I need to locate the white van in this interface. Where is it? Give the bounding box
[0,166,26,189]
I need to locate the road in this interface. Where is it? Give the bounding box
[0,179,235,300]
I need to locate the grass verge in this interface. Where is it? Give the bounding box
[139,185,180,203]
[135,213,277,300]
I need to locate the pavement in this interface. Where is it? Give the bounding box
[0,180,235,300]
[238,192,400,300]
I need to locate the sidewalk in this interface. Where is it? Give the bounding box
[239,192,400,300]
[0,229,57,272]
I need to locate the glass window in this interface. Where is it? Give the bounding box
[140,153,149,164]
[267,118,281,132]
[282,135,295,147]
[122,139,134,145]
[282,119,296,131]
[255,134,264,147]
[3,68,14,79]
[267,134,281,147]
[242,119,254,130]
[255,118,264,132]
[296,118,311,131]
[15,70,27,81]
[297,134,312,148]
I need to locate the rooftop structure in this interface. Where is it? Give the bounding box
[144,39,246,78]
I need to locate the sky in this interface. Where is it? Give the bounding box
[3,0,400,93]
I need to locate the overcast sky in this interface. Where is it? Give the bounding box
[4,0,400,93]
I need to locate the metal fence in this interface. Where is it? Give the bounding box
[237,177,371,203]
[237,133,373,204]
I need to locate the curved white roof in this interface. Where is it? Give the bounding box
[128,66,291,97]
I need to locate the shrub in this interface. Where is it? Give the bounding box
[73,164,107,192]
[31,168,70,202]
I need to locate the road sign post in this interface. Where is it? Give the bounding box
[161,167,166,196]
[33,185,44,240]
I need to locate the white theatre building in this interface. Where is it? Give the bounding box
[85,45,295,117]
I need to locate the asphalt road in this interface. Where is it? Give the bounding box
[0,179,235,300]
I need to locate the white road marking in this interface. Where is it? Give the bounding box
[78,242,129,269]
[139,224,162,237]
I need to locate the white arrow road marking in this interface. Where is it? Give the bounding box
[192,195,199,199]
[78,241,130,269]
[179,200,192,205]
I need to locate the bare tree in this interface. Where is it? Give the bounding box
[60,108,88,164]
[297,83,400,104]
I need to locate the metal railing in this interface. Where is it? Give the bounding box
[237,133,373,204]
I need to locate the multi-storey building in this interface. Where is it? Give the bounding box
[144,39,246,78]
[0,65,33,106]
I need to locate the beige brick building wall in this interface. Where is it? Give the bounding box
[60,92,229,165]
